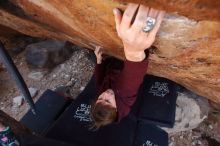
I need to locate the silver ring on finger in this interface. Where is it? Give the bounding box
[142,17,156,33]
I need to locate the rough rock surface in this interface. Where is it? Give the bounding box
[162,90,209,134]
[0,0,219,103]
[13,87,38,107]
[26,39,74,68]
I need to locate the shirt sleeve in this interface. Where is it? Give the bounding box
[94,64,105,88]
[115,57,149,122]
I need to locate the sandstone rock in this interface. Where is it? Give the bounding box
[116,0,220,21]
[162,89,209,134]
[0,1,219,103]
[25,39,74,69]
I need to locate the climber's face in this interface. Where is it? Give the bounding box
[96,89,117,109]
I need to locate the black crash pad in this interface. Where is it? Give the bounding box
[20,89,71,135]
[137,75,178,128]
[45,76,170,146]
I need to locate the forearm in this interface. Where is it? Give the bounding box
[94,64,105,87]
[115,57,148,122]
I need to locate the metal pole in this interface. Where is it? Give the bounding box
[0,41,36,114]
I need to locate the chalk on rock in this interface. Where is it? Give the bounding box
[208,124,213,130]
[13,88,38,107]
[80,86,85,91]
[13,96,24,107]
[197,140,202,145]
[162,89,209,134]
[28,87,38,98]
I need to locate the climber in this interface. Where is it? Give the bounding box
[0,3,165,146]
[90,3,165,129]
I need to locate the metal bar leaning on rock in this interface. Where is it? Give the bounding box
[0,41,36,115]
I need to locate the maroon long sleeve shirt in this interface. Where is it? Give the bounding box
[95,57,148,122]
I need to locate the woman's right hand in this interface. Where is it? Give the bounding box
[113,4,165,62]
[94,46,103,64]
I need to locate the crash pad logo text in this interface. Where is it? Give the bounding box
[74,104,92,122]
[148,82,169,97]
[142,140,158,146]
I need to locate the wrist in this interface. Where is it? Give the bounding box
[123,43,147,62]
[97,60,102,64]
[124,51,146,62]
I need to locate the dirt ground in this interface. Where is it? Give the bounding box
[0,40,219,146]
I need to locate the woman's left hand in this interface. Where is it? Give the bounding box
[94,46,103,64]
